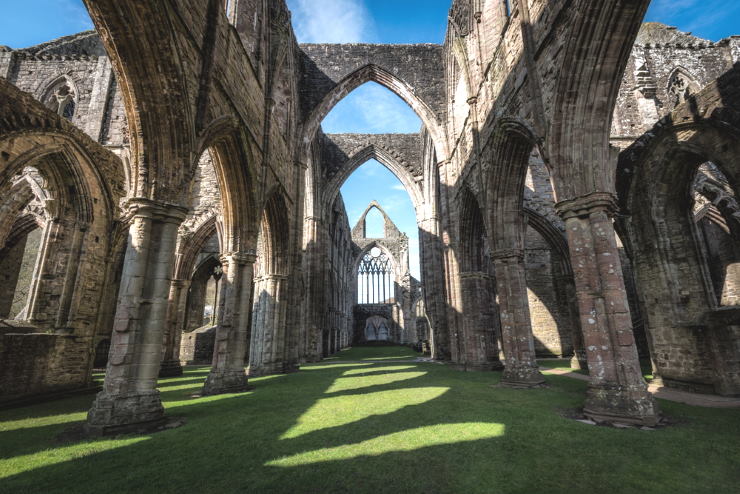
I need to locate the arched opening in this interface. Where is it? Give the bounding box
[344,163,420,347]
[249,190,291,376]
[364,207,386,238]
[692,162,740,305]
[0,225,42,320]
[521,153,582,362]
[179,236,222,366]
[619,124,740,396]
[173,146,227,369]
[301,70,433,358]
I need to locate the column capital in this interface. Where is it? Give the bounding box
[491,248,525,262]
[124,198,189,224]
[555,192,618,220]
[220,251,258,265]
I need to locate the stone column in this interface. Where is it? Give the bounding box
[159,279,190,377]
[86,199,188,435]
[492,249,545,386]
[418,215,450,360]
[248,274,289,376]
[459,271,502,371]
[302,216,326,363]
[202,252,256,395]
[556,193,658,426]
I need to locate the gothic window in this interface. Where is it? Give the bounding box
[202,264,223,326]
[667,70,698,109]
[43,78,76,120]
[358,246,394,304]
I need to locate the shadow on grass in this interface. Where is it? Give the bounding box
[1,348,739,493]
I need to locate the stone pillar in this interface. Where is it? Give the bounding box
[86,199,187,435]
[248,274,289,376]
[419,215,450,360]
[202,252,256,395]
[302,216,326,363]
[492,249,545,386]
[459,271,502,371]
[556,193,658,426]
[159,279,189,377]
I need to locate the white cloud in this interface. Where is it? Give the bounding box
[376,196,401,213]
[391,184,406,191]
[355,84,422,133]
[287,0,375,43]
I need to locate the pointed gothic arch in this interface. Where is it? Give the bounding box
[301,64,449,163]
[323,145,425,214]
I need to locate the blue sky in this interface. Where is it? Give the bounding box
[1,0,739,279]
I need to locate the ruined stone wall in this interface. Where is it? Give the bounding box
[612,24,740,148]
[298,44,445,122]
[0,331,93,400]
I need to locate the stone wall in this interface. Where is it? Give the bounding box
[0,331,92,400]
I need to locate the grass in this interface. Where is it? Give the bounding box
[1,346,738,493]
[538,358,655,380]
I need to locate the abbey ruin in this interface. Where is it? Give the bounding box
[0,0,739,437]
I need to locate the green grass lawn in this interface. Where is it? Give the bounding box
[1,346,738,494]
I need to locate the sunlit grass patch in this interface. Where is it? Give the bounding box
[342,365,417,376]
[281,386,448,439]
[270,422,505,466]
[325,371,427,393]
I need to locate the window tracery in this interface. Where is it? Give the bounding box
[358,246,394,304]
[43,78,76,120]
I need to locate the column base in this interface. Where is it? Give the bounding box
[158,359,184,377]
[500,362,546,388]
[248,361,300,377]
[584,382,659,426]
[457,361,504,372]
[85,389,165,436]
[202,370,251,395]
